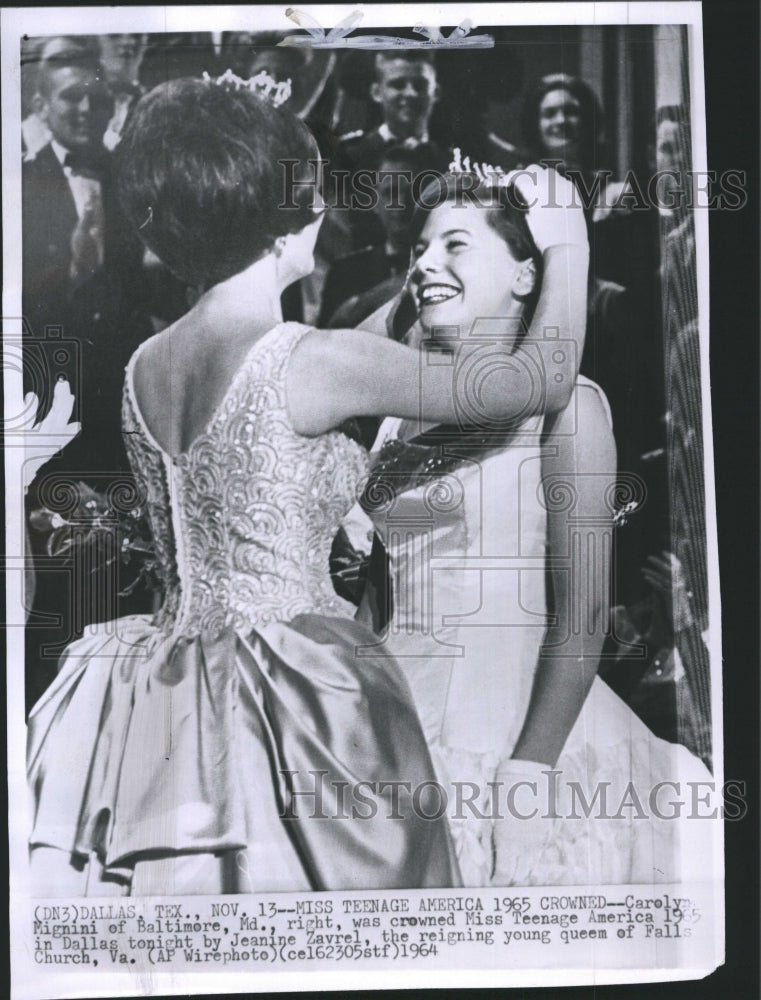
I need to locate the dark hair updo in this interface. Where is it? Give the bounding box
[115,76,320,287]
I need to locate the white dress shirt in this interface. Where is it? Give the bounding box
[51,139,105,268]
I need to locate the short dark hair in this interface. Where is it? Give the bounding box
[115,77,320,287]
[34,36,102,98]
[411,173,543,321]
[374,50,436,81]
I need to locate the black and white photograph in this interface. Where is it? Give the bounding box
[3,3,742,997]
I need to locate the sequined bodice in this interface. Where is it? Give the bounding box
[361,419,547,639]
[122,323,368,636]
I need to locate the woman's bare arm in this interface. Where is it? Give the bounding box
[287,242,588,435]
[504,381,617,766]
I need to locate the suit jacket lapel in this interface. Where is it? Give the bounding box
[31,142,80,243]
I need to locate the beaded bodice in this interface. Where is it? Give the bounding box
[359,416,548,645]
[122,323,368,636]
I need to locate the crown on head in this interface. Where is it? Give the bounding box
[448,147,511,185]
[202,68,292,108]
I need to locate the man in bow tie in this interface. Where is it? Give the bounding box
[23,37,149,427]
[316,52,446,280]
[23,37,117,314]
[22,37,153,707]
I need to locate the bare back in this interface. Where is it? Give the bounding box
[131,310,277,458]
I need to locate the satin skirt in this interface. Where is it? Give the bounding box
[28,614,459,895]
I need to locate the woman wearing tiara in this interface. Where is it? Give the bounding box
[358,158,715,887]
[26,76,587,896]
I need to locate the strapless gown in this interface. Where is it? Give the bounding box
[27,322,459,895]
[360,378,716,887]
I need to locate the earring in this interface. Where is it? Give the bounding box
[274,236,286,257]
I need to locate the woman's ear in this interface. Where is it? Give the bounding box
[512,258,537,298]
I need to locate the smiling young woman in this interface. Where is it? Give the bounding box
[409,183,540,340]
[352,165,715,887]
[289,165,589,435]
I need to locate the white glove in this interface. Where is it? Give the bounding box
[491,758,557,886]
[510,164,589,253]
[22,379,80,492]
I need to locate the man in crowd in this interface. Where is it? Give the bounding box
[317,52,446,267]
[337,51,442,172]
[22,36,153,707]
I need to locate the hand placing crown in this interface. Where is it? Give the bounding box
[447,148,589,252]
[202,68,293,108]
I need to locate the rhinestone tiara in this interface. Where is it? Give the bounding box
[448,147,511,185]
[202,68,292,108]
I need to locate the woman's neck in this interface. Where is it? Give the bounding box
[419,312,527,352]
[395,312,526,442]
[199,253,284,332]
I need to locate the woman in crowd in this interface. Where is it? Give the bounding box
[26,75,587,896]
[357,164,715,887]
[521,72,608,185]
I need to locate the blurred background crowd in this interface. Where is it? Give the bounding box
[19,26,710,766]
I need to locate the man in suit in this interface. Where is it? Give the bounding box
[23,38,153,708]
[337,51,442,170]
[23,37,150,465]
[319,52,446,262]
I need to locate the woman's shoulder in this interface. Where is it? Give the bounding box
[127,327,167,378]
[574,375,614,430]
[286,324,378,391]
[544,375,613,449]
[125,325,191,455]
[129,317,199,393]
[543,376,615,465]
[132,319,306,390]
[127,328,173,416]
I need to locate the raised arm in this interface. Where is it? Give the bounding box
[288,167,588,435]
[506,164,589,415]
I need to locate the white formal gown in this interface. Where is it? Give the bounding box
[359,377,716,887]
